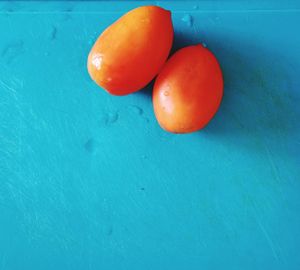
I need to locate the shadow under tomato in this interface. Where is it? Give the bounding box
[197,33,300,162]
[138,80,154,98]
[138,30,300,159]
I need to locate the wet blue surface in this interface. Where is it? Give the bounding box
[0,1,300,269]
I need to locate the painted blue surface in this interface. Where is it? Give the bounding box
[0,1,300,269]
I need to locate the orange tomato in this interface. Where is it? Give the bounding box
[87,6,173,95]
[153,45,223,133]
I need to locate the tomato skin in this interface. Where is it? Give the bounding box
[87,6,173,96]
[153,45,223,133]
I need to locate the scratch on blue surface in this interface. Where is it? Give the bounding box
[256,217,280,261]
[1,40,24,64]
[11,77,24,90]
[0,79,17,95]
[252,202,280,262]
[264,144,281,183]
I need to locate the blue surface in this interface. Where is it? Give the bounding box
[1,1,300,269]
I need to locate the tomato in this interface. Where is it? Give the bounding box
[87,6,173,95]
[153,45,223,133]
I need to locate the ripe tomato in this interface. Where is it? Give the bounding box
[153,45,223,133]
[87,6,173,95]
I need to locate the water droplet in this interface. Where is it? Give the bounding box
[164,91,169,96]
[141,155,148,159]
[107,77,112,82]
[193,5,199,10]
[88,39,93,45]
[140,187,145,191]
[105,112,118,125]
[99,111,119,126]
[181,14,193,27]
[106,225,113,236]
[49,26,57,40]
[128,105,143,115]
[142,117,150,123]
[202,42,207,48]
[84,138,96,153]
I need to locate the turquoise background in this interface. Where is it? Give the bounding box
[0,1,300,269]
